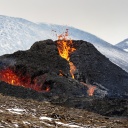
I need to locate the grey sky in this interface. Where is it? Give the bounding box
[0,0,128,44]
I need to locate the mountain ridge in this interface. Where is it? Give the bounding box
[115,38,128,52]
[0,15,128,72]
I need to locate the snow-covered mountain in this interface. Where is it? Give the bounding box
[115,39,128,52]
[0,15,128,72]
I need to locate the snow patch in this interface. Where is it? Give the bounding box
[23,121,30,125]
[13,124,19,127]
[39,116,53,121]
[40,116,87,128]
[55,121,83,128]
[0,110,3,113]
[7,108,26,115]
[124,48,128,52]
[0,124,4,127]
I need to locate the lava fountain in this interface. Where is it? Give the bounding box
[57,29,76,78]
[56,29,96,96]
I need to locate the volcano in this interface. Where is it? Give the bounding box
[0,39,128,97]
[0,39,128,116]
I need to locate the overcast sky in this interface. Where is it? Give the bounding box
[0,0,128,44]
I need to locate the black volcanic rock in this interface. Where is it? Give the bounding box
[0,39,128,117]
[0,81,128,117]
[0,39,128,97]
[0,39,69,77]
[0,39,87,100]
[70,40,128,96]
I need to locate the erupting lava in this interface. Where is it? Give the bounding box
[0,68,50,92]
[57,29,76,78]
[56,29,96,96]
[0,30,96,96]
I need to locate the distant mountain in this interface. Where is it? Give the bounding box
[0,15,128,72]
[115,39,128,52]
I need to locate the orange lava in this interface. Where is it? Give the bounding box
[69,62,76,79]
[57,29,76,78]
[0,68,50,92]
[0,68,30,86]
[59,70,64,76]
[80,82,96,96]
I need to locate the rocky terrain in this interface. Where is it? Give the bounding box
[0,93,127,128]
[0,39,127,127]
[0,81,128,118]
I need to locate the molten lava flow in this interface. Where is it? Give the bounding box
[57,29,76,78]
[59,70,64,76]
[69,62,76,79]
[57,30,96,95]
[0,68,25,86]
[0,68,50,92]
[80,82,96,96]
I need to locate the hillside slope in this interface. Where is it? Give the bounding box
[115,38,128,52]
[0,15,128,72]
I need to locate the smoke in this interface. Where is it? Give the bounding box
[0,58,16,70]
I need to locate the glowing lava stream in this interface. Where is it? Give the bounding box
[57,29,76,79]
[56,30,96,96]
[0,68,50,92]
[80,82,96,96]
